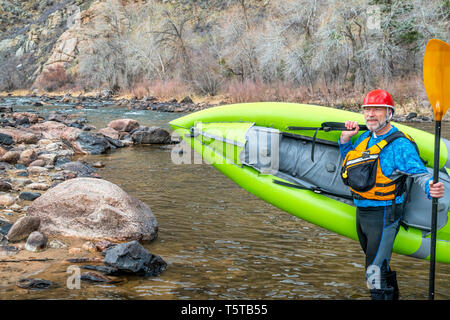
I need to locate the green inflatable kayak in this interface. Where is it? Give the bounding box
[169,102,450,264]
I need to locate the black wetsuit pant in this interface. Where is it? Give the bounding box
[356,205,403,300]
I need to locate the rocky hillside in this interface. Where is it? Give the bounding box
[0,0,93,89]
[0,0,448,110]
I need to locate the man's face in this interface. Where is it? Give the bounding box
[364,106,389,132]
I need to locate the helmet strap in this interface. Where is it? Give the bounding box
[371,108,392,138]
[386,108,393,122]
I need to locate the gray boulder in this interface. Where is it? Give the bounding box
[6,216,41,242]
[0,219,13,235]
[107,119,139,132]
[131,126,171,144]
[104,240,167,276]
[74,132,110,155]
[60,161,94,176]
[25,231,47,252]
[19,191,41,201]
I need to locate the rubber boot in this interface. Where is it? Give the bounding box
[386,270,399,300]
[370,286,395,300]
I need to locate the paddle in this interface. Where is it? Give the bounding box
[423,38,450,300]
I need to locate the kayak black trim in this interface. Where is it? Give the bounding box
[272,179,354,201]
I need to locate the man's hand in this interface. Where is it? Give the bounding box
[340,121,360,144]
[429,181,445,199]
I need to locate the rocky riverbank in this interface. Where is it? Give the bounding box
[0,91,220,114]
[0,90,436,123]
[0,103,178,290]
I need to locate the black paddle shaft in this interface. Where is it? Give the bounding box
[429,120,441,300]
[287,122,368,132]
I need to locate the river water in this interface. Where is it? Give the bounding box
[1,97,449,300]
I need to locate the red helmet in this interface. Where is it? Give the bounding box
[362,89,395,115]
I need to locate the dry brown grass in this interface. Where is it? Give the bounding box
[375,75,433,117]
[221,78,434,117]
[224,79,310,104]
[125,79,190,101]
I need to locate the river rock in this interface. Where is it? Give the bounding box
[71,132,110,155]
[68,247,82,255]
[37,139,53,147]
[27,178,158,241]
[10,177,32,188]
[0,133,14,146]
[103,135,124,148]
[99,127,120,140]
[49,172,65,181]
[9,203,22,212]
[14,164,27,170]
[27,166,49,176]
[16,278,53,290]
[0,180,12,192]
[37,153,57,165]
[62,170,77,180]
[80,271,119,283]
[0,219,13,235]
[180,96,194,104]
[2,151,20,164]
[15,117,29,126]
[103,240,167,276]
[82,241,97,253]
[25,231,47,252]
[60,161,94,176]
[131,126,171,144]
[0,245,19,256]
[0,194,16,207]
[26,183,50,191]
[0,128,39,144]
[12,112,39,124]
[18,149,37,166]
[81,265,120,275]
[6,216,41,242]
[95,240,115,252]
[0,162,12,170]
[48,111,70,124]
[29,121,68,140]
[0,147,7,158]
[107,119,139,132]
[45,142,62,152]
[92,161,105,168]
[29,159,46,167]
[19,192,41,201]
[48,239,68,249]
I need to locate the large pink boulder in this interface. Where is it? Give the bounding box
[0,128,39,144]
[107,119,139,132]
[27,178,158,242]
[99,127,120,140]
[29,121,69,140]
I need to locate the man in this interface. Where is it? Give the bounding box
[339,89,445,300]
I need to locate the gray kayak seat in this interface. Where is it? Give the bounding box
[241,125,450,232]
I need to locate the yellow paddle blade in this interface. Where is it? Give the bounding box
[423,39,450,121]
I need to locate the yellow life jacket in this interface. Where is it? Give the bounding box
[341,131,418,201]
